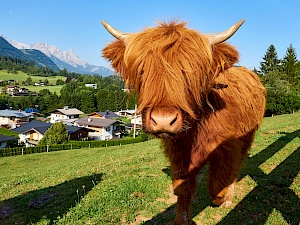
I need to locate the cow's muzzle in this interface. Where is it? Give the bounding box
[147,107,183,134]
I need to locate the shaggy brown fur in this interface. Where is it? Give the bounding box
[102,20,266,225]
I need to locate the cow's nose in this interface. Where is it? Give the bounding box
[149,107,182,133]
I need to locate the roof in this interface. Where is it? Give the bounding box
[13,121,50,133]
[0,109,30,118]
[34,126,51,135]
[76,117,118,128]
[15,120,85,135]
[21,126,51,135]
[89,111,119,119]
[25,108,40,113]
[54,118,79,125]
[0,134,17,142]
[50,108,84,116]
[119,109,136,114]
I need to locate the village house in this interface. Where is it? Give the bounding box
[34,81,44,86]
[13,120,88,147]
[117,109,136,118]
[49,106,84,124]
[75,116,124,140]
[0,135,17,148]
[0,109,31,129]
[6,86,33,96]
[87,110,119,119]
[6,85,19,95]
[85,83,97,89]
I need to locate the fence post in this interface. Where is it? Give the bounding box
[89,143,90,148]
[22,148,24,155]
[47,145,49,153]
[71,144,72,150]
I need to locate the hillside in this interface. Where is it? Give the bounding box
[0,113,299,224]
[0,70,65,83]
[0,70,65,94]
[0,37,58,71]
[21,49,58,71]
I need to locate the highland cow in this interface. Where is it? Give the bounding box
[101,19,266,225]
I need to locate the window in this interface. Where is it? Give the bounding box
[106,126,111,132]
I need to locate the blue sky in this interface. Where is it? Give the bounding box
[1,0,299,70]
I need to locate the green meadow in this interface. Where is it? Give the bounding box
[22,85,63,94]
[0,70,66,84]
[0,113,299,224]
[0,70,65,94]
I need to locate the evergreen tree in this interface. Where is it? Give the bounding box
[281,44,299,84]
[96,89,110,111]
[78,89,96,113]
[39,122,69,145]
[259,44,281,75]
[25,76,33,85]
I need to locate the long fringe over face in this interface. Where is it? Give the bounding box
[102,21,239,118]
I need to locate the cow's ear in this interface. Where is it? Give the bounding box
[211,42,239,74]
[102,40,126,76]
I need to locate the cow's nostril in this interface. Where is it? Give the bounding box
[170,115,178,126]
[151,117,157,125]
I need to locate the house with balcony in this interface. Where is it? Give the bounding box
[49,106,84,124]
[75,116,124,140]
[0,109,31,129]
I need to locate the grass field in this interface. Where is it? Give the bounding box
[0,70,66,84]
[0,113,299,224]
[21,85,64,95]
[0,70,65,94]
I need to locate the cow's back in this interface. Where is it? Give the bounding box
[208,66,266,138]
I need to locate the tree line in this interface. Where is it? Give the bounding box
[0,77,137,115]
[0,56,137,115]
[255,44,300,116]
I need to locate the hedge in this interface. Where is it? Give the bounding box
[0,135,149,158]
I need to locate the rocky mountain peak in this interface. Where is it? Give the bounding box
[3,36,113,76]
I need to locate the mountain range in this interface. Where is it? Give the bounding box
[0,35,113,76]
[0,37,59,71]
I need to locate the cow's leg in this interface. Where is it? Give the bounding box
[207,138,248,207]
[171,164,200,225]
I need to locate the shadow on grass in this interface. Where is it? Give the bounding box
[0,173,103,225]
[143,129,300,225]
[218,129,300,224]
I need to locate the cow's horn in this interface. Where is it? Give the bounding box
[207,19,245,45]
[101,20,128,41]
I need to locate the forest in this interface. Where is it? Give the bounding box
[0,43,299,117]
[256,44,300,116]
[0,56,137,115]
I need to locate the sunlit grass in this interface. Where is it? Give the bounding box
[0,113,299,224]
[0,69,65,84]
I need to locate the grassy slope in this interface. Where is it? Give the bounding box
[22,85,63,95]
[0,70,65,94]
[0,70,66,83]
[0,113,299,225]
